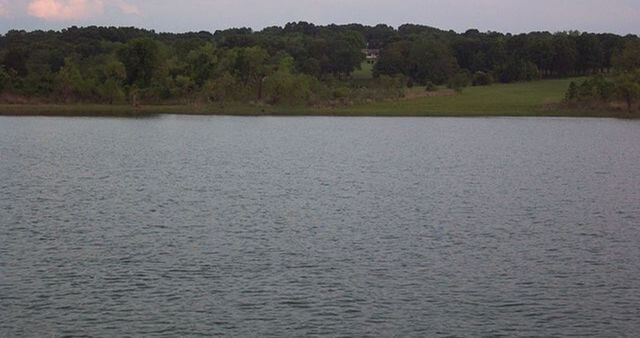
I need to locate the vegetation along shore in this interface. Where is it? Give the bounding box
[1,23,639,117]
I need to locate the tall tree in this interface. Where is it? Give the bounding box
[613,40,640,71]
[118,38,162,87]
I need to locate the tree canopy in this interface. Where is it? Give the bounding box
[1,23,638,105]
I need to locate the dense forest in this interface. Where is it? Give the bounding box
[0,23,639,106]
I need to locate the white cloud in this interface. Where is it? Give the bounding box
[27,0,138,21]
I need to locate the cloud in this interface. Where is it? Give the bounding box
[115,0,138,15]
[0,1,8,17]
[28,0,102,20]
[27,0,138,20]
[6,0,638,34]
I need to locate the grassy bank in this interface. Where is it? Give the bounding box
[0,78,630,117]
[329,77,611,117]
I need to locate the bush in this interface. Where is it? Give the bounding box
[565,81,579,101]
[53,60,90,102]
[406,79,414,88]
[425,81,437,92]
[564,71,640,113]
[101,78,125,104]
[447,72,470,93]
[202,72,244,103]
[578,80,597,99]
[0,67,9,93]
[472,71,493,86]
[332,86,351,100]
[264,70,315,104]
[170,75,197,101]
[591,75,616,101]
[376,75,405,99]
[566,75,616,103]
[614,70,640,112]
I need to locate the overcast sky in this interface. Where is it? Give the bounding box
[1,0,639,35]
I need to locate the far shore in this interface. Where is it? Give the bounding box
[0,79,636,118]
[0,103,628,118]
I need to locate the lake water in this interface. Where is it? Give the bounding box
[1,116,639,337]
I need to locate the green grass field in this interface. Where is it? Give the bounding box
[0,78,629,117]
[328,77,595,116]
[351,62,374,80]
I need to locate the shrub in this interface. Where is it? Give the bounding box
[472,71,493,86]
[406,79,414,88]
[376,75,405,99]
[264,70,315,104]
[101,78,125,104]
[615,71,640,112]
[332,86,351,99]
[566,75,616,103]
[565,81,579,101]
[425,81,437,92]
[564,71,640,113]
[0,67,9,93]
[447,72,470,93]
[202,72,244,103]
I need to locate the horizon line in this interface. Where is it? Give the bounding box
[1,22,639,37]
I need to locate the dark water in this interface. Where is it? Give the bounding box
[1,116,640,337]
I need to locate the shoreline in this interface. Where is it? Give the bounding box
[0,103,631,118]
[0,79,636,119]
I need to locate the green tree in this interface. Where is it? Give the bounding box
[373,41,410,77]
[54,58,85,102]
[1,24,638,106]
[170,75,197,102]
[186,43,218,86]
[472,71,493,86]
[497,59,540,83]
[552,35,577,76]
[326,30,366,76]
[447,72,470,93]
[374,39,458,85]
[576,33,604,74]
[528,35,555,76]
[2,48,29,77]
[0,66,9,93]
[263,57,318,104]
[102,58,127,81]
[613,40,640,72]
[99,58,127,104]
[202,72,242,103]
[615,71,640,112]
[102,79,125,104]
[118,38,162,87]
[233,46,269,86]
[408,39,459,85]
[376,75,405,98]
[566,81,579,101]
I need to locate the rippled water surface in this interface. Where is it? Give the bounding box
[1,116,640,337]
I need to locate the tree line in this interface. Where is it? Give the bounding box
[564,40,640,113]
[0,23,638,105]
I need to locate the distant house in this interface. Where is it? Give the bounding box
[362,49,380,64]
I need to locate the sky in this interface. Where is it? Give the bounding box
[1,0,639,35]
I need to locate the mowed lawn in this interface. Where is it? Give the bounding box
[331,78,585,116]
